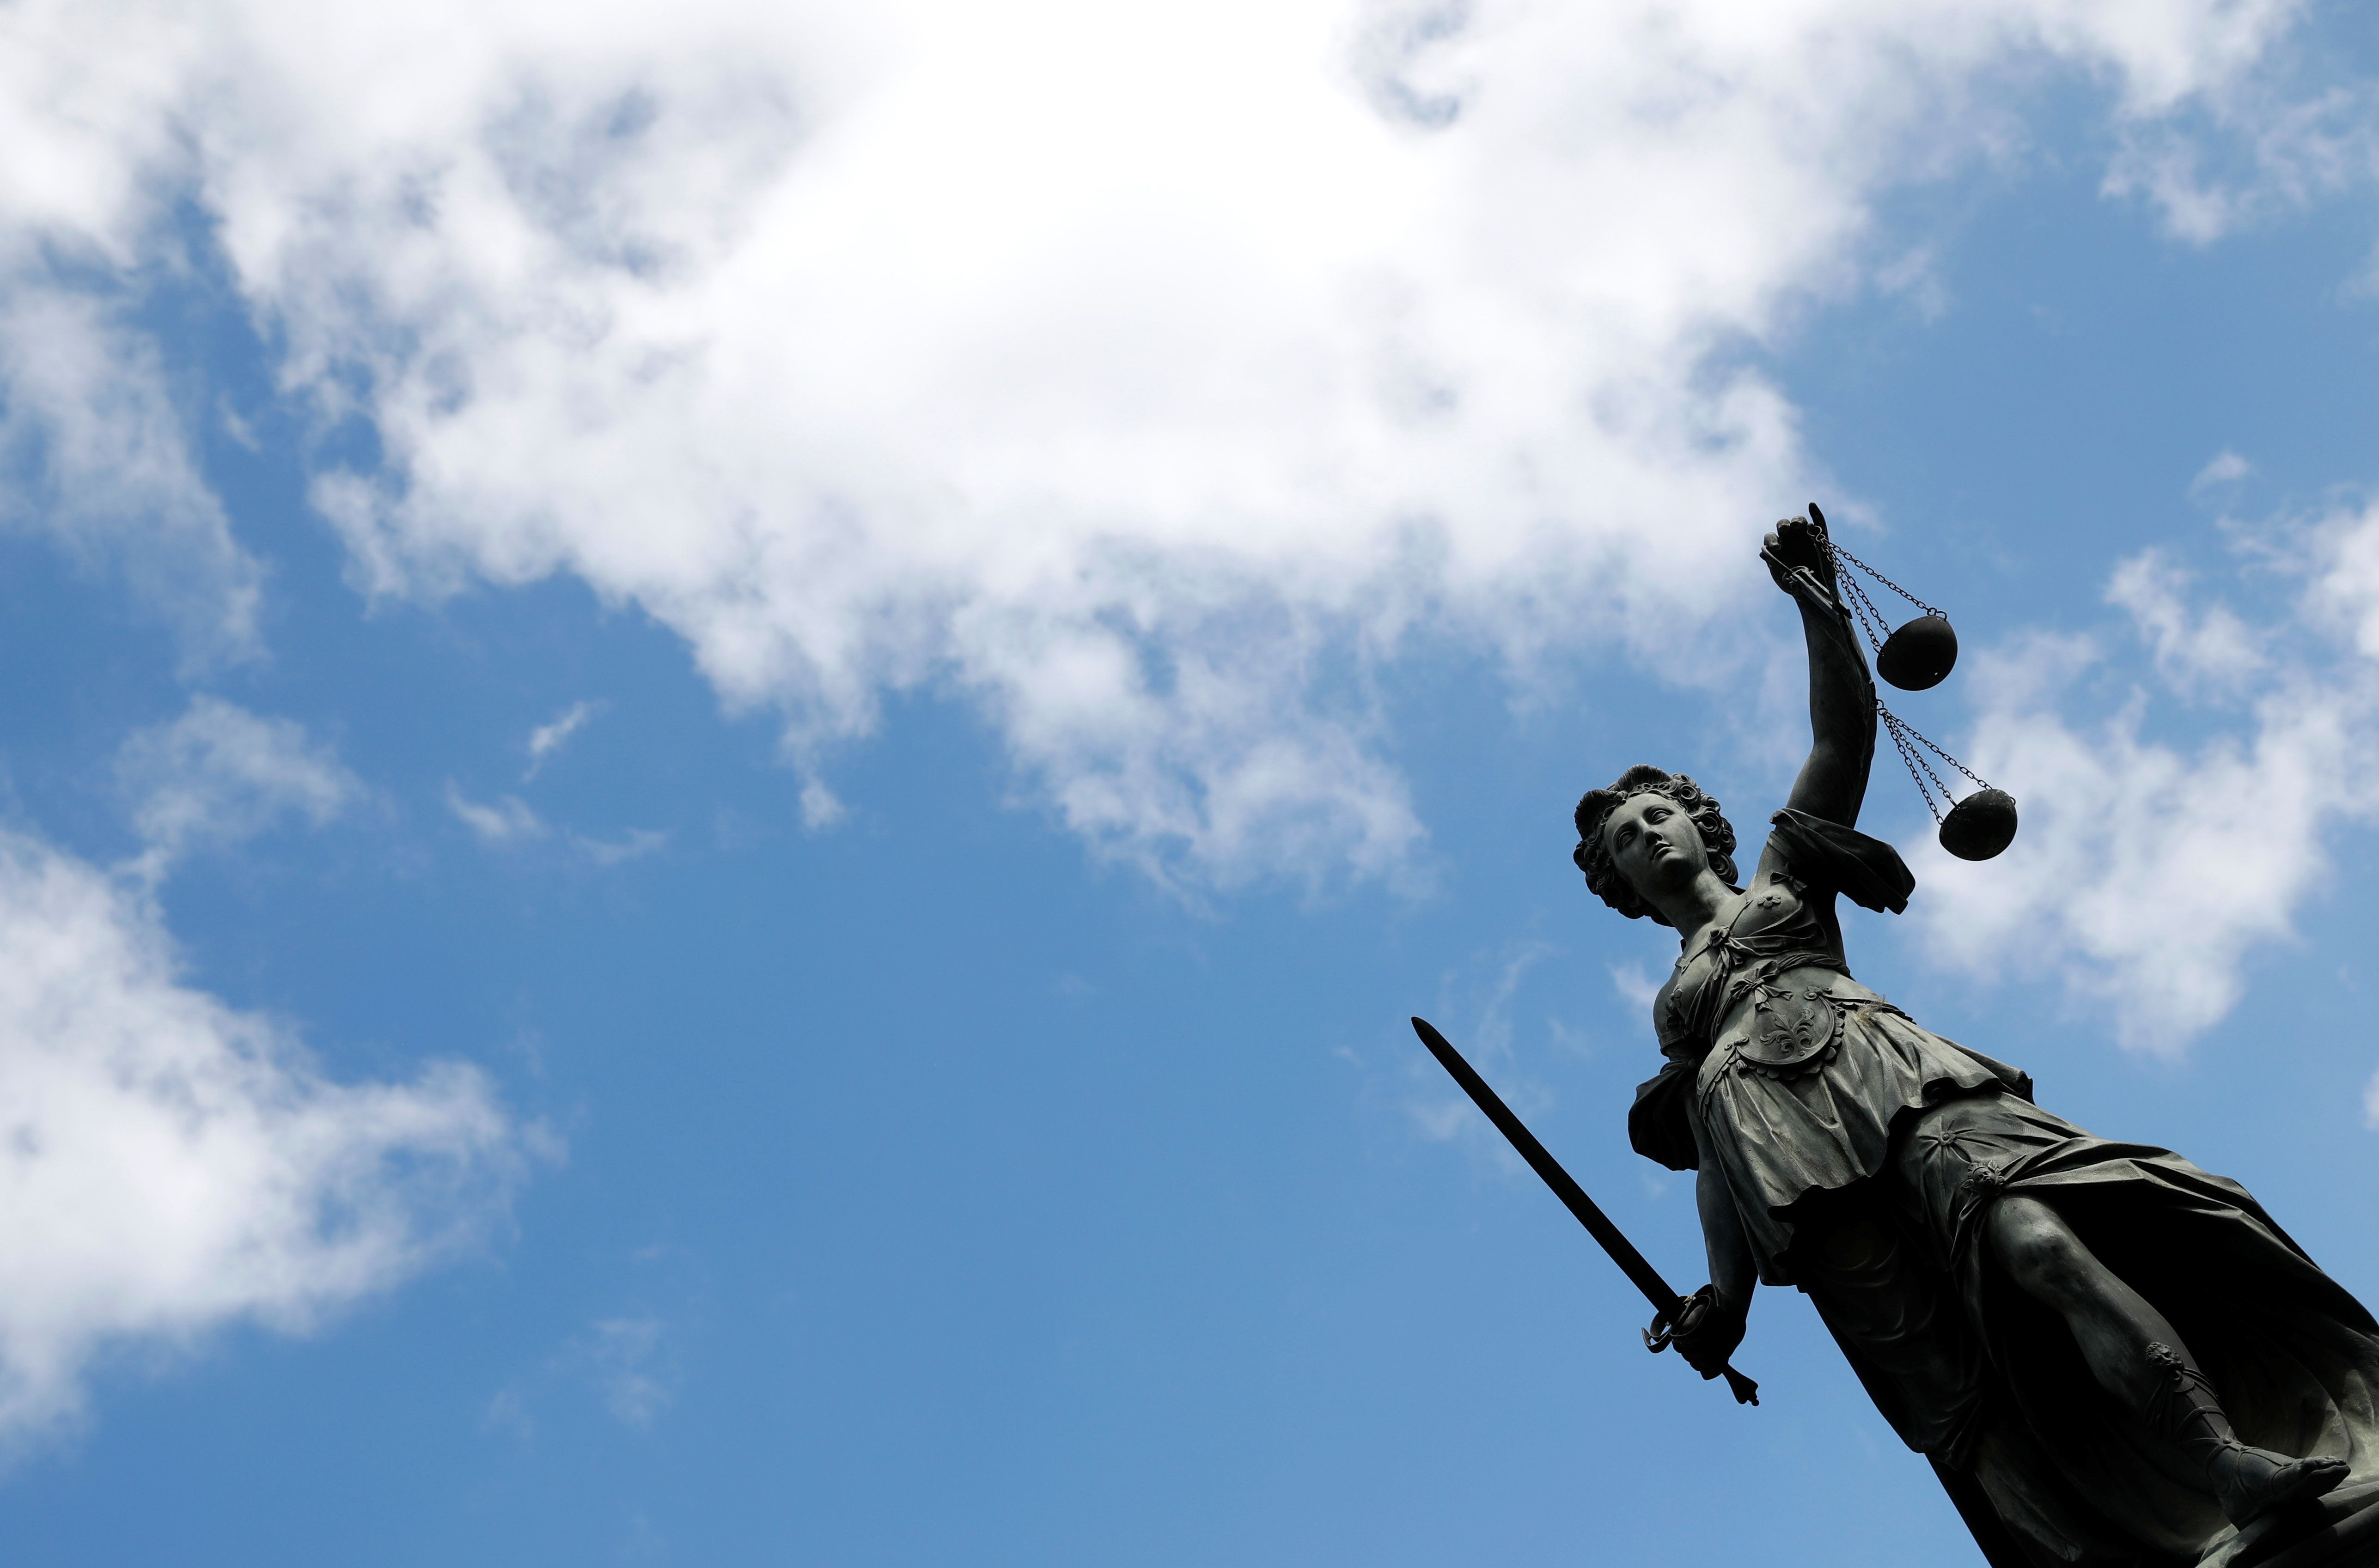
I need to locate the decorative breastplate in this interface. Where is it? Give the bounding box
[1731,964,1844,1075]
[1661,875,1885,1085]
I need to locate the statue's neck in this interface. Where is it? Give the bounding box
[1656,871,1739,946]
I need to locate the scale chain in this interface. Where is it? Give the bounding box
[1795,515,2000,828]
[1837,571,1894,658]
[1821,537,1947,621]
[1803,529,1904,661]
[1878,699,1994,824]
[1880,704,1950,823]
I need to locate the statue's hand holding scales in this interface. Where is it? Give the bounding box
[1777,502,2017,862]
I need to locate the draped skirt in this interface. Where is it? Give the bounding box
[1782,1088,2379,1566]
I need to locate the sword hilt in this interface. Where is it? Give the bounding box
[1644,1292,1760,1405]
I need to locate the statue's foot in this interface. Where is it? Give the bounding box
[2208,1444,2351,1527]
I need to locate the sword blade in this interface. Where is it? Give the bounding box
[1411,1015,1758,1406]
[1412,1015,1679,1310]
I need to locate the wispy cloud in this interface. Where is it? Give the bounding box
[445,785,547,846]
[572,828,667,867]
[486,1314,677,1439]
[582,1318,675,1426]
[523,700,603,780]
[116,698,361,876]
[1607,961,1661,1015]
[2191,449,2251,495]
[2107,83,2379,246]
[0,291,261,666]
[1410,941,1556,1157]
[797,780,846,832]
[449,783,661,865]
[2103,549,2263,694]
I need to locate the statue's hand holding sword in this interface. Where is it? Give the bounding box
[1411,1016,1759,1407]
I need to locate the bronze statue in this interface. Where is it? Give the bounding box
[1574,514,2379,1566]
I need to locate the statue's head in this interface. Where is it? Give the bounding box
[1572,766,1738,927]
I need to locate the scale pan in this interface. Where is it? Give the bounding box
[1877,614,1957,691]
[1940,788,2018,861]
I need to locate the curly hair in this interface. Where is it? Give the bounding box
[1571,766,1738,926]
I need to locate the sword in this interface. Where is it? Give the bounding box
[1411,1015,1759,1407]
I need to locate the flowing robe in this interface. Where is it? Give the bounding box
[1628,811,2379,1566]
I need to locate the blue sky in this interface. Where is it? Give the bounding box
[4,1,2379,1563]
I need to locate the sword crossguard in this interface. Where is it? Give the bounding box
[1643,1285,1710,1356]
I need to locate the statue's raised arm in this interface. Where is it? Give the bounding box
[1762,507,1876,837]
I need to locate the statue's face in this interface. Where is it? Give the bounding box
[1602,792,1708,902]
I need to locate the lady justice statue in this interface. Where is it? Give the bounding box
[1576,514,2379,1566]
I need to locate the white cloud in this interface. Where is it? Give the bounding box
[1608,961,1661,1014]
[0,827,530,1443]
[580,1317,673,1426]
[445,784,548,846]
[2103,548,2263,693]
[796,779,845,831]
[2191,448,2251,494]
[571,827,666,866]
[1876,244,1951,322]
[0,0,2320,885]
[2365,1064,2379,1130]
[485,1313,677,1439]
[524,700,602,779]
[2306,498,2379,659]
[1914,511,2379,1052]
[2106,79,2379,245]
[0,290,261,663]
[1409,939,1554,1159]
[116,697,361,872]
[448,786,661,863]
